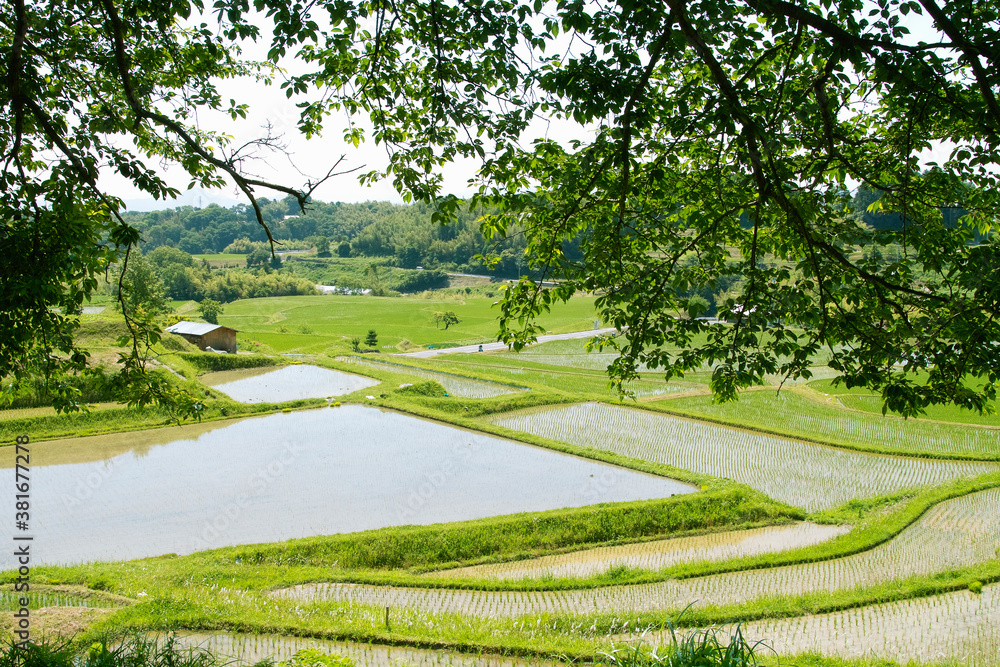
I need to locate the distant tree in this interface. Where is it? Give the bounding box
[198,299,224,325]
[337,241,351,258]
[113,252,169,318]
[365,329,379,348]
[147,246,194,269]
[434,311,460,330]
[395,243,421,269]
[246,247,270,268]
[351,336,362,353]
[224,237,266,254]
[315,236,331,257]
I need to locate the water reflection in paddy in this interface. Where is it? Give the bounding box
[0,406,695,569]
[204,364,379,402]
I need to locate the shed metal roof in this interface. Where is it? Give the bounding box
[166,321,232,336]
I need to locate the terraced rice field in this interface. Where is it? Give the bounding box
[274,489,1000,618]
[429,522,850,580]
[172,632,556,667]
[489,403,998,510]
[664,391,1000,459]
[627,585,999,667]
[339,357,522,398]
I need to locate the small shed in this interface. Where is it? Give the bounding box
[165,321,239,354]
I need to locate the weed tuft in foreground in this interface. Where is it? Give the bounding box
[1,634,236,667]
[598,624,768,667]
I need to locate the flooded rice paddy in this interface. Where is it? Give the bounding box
[339,357,522,398]
[171,632,557,667]
[203,364,379,402]
[0,406,694,568]
[428,522,850,580]
[275,488,1000,617]
[489,403,998,510]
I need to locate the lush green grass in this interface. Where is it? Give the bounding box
[219,294,599,353]
[218,486,792,572]
[808,378,1000,426]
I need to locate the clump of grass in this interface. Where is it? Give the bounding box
[599,624,767,667]
[279,648,353,667]
[0,633,235,667]
[969,580,983,594]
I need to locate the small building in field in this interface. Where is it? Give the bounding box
[165,321,238,354]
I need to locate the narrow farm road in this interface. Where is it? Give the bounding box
[397,327,619,358]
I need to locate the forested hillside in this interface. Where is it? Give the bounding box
[126,198,534,277]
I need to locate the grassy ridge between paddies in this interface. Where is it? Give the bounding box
[219,294,600,354]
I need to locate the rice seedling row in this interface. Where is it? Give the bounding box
[663,391,1000,458]
[171,632,558,667]
[340,357,521,399]
[427,522,850,581]
[489,403,998,511]
[273,490,1000,618]
[0,592,122,610]
[669,584,999,667]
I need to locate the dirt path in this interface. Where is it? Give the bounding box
[397,328,619,358]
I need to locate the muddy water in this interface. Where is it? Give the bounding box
[430,522,850,580]
[203,364,379,402]
[171,632,558,667]
[0,406,695,569]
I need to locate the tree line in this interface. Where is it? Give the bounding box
[127,198,533,278]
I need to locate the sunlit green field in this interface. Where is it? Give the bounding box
[218,294,599,353]
[192,253,247,267]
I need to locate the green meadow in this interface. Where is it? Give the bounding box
[219,294,601,353]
